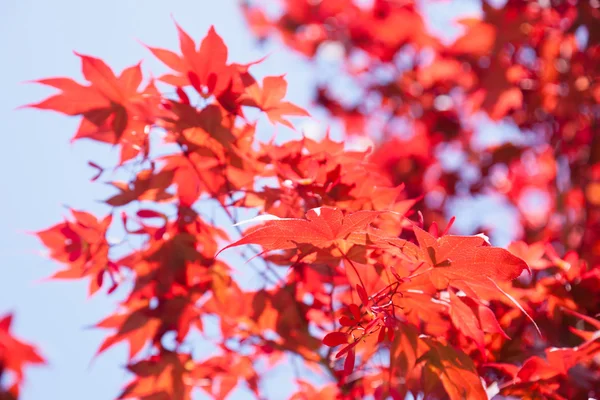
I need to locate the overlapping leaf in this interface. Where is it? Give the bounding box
[411,225,529,289]
[217,207,385,254]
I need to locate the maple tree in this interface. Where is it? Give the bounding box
[7,0,600,399]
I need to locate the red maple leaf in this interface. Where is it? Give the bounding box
[148,23,234,98]
[27,55,151,142]
[120,351,193,400]
[420,337,487,400]
[0,314,45,396]
[217,207,385,255]
[241,75,310,128]
[35,209,113,295]
[410,225,529,290]
[26,55,159,163]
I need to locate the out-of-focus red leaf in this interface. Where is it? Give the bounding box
[322,332,348,347]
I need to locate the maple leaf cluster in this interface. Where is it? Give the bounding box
[13,1,600,399]
[244,0,600,261]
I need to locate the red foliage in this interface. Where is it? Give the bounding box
[15,1,600,399]
[0,314,45,399]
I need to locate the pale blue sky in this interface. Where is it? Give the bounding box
[0,1,510,399]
